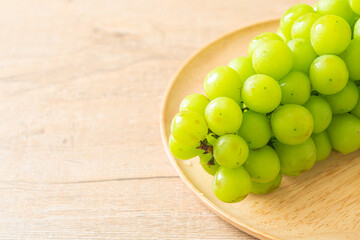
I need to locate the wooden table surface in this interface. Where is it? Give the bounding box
[0,0,314,239]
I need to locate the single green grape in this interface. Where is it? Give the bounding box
[252,40,293,80]
[355,19,360,39]
[271,104,314,145]
[280,4,315,39]
[213,166,252,203]
[248,32,283,58]
[169,135,202,160]
[199,153,220,176]
[348,0,360,15]
[171,111,208,146]
[316,0,358,28]
[237,110,272,149]
[243,145,280,183]
[274,138,317,176]
[291,13,322,40]
[179,93,209,116]
[251,173,282,195]
[327,113,360,154]
[351,86,360,118]
[309,55,349,95]
[312,131,332,161]
[310,15,352,55]
[340,39,360,81]
[324,81,359,114]
[287,38,317,74]
[241,74,281,113]
[213,134,249,168]
[303,96,332,133]
[228,56,256,82]
[279,71,311,105]
[204,66,243,104]
[205,97,243,136]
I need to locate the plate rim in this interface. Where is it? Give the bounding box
[160,19,281,240]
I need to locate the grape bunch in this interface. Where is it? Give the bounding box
[169,0,360,203]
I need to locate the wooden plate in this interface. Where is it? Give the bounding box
[160,19,360,240]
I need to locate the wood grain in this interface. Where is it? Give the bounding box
[0,0,314,239]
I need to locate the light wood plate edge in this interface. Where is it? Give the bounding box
[159,19,282,240]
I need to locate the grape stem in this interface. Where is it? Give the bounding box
[207,157,215,166]
[197,139,213,154]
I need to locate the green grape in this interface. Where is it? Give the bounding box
[206,132,218,145]
[169,135,202,160]
[205,97,243,135]
[310,15,352,55]
[312,131,332,161]
[213,166,252,203]
[204,66,243,104]
[355,19,360,39]
[291,13,322,40]
[241,74,282,113]
[327,113,360,154]
[309,55,349,95]
[287,38,317,74]
[280,4,315,39]
[228,57,256,82]
[274,138,317,176]
[316,0,358,28]
[243,145,280,183]
[341,39,360,81]
[171,111,208,146]
[276,28,291,43]
[251,173,282,195]
[348,0,360,14]
[279,71,311,105]
[304,96,332,133]
[248,32,283,58]
[351,86,360,118]
[199,153,220,176]
[271,104,314,145]
[213,134,249,168]
[179,93,209,116]
[324,81,359,114]
[237,110,272,149]
[252,40,293,80]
